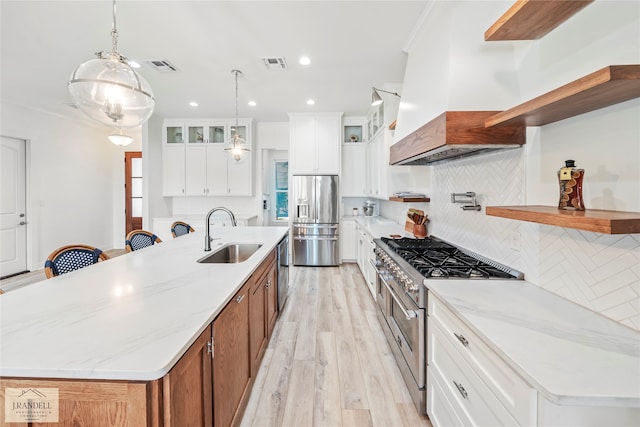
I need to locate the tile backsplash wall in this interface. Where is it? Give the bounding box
[427,148,640,331]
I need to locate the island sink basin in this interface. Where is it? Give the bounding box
[198,243,263,264]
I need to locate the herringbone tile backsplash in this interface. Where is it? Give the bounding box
[427,149,640,331]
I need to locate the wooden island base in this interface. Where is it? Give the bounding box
[1,250,278,427]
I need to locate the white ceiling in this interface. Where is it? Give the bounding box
[1,1,427,125]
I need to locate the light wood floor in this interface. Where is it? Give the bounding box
[240,264,432,427]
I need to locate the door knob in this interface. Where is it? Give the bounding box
[19,221,26,226]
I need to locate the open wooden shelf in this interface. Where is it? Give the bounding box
[485,65,640,128]
[486,205,640,234]
[485,0,593,41]
[389,197,430,203]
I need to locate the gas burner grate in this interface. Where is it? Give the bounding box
[380,236,523,280]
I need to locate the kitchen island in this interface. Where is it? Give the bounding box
[0,226,289,426]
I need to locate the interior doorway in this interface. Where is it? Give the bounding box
[125,152,143,235]
[0,136,28,278]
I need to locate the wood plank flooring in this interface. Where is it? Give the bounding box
[240,264,432,427]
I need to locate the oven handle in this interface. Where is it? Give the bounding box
[377,269,418,320]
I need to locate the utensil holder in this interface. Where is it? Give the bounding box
[413,224,427,239]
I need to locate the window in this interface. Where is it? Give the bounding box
[274,161,288,221]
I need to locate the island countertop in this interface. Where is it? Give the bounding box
[0,226,289,381]
[426,279,640,408]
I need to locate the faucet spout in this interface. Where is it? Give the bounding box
[204,207,237,251]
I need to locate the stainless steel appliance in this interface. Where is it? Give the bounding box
[276,234,289,311]
[292,175,339,266]
[372,236,523,414]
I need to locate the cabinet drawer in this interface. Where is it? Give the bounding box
[429,318,519,426]
[429,295,536,426]
[427,368,468,427]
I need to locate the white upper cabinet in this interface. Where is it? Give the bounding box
[289,113,342,175]
[162,118,253,197]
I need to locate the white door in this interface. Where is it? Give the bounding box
[0,136,27,277]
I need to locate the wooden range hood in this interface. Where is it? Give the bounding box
[389,111,525,165]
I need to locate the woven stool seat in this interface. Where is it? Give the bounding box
[125,230,162,252]
[171,221,195,238]
[44,244,110,279]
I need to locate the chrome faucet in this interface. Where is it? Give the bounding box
[204,207,237,251]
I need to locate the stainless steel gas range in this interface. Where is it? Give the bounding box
[372,236,523,414]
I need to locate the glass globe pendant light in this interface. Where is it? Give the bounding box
[225,69,250,162]
[68,0,155,131]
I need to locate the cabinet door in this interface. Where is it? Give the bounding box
[185,146,208,196]
[366,137,380,197]
[289,115,317,174]
[213,285,250,427]
[162,146,186,196]
[340,220,357,261]
[341,144,367,197]
[162,325,213,426]
[265,262,278,337]
[206,146,228,196]
[227,155,252,196]
[249,276,267,379]
[356,227,365,276]
[316,115,341,174]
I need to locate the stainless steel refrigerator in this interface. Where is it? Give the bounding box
[292,175,339,266]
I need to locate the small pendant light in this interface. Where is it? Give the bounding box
[68,0,155,136]
[225,69,250,162]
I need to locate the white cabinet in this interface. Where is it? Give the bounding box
[162,146,186,196]
[162,118,253,197]
[355,223,376,299]
[289,113,342,174]
[340,219,357,262]
[341,144,367,197]
[428,294,537,427]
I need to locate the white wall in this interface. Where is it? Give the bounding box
[395,1,640,330]
[0,102,134,267]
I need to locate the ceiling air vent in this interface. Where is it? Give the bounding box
[145,59,179,73]
[261,57,288,71]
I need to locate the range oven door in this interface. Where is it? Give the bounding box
[385,279,424,389]
[373,270,426,413]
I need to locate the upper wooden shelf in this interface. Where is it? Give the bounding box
[485,0,593,41]
[486,205,640,234]
[485,65,640,128]
[388,197,430,203]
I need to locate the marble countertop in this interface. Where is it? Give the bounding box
[349,215,409,238]
[426,279,640,407]
[0,226,288,381]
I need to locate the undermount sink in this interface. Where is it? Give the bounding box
[197,243,263,264]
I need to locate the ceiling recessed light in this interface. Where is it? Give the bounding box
[299,56,311,65]
[306,99,315,105]
[248,100,257,107]
[189,101,198,107]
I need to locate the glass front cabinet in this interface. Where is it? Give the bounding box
[162,119,253,197]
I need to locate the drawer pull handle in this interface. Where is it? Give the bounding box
[453,381,468,399]
[235,294,245,303]
[454,333,469,347]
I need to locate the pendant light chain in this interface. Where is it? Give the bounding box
[111,0,119,53]
[234,70,240,129]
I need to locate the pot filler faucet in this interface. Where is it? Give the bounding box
[204,207,237,251]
